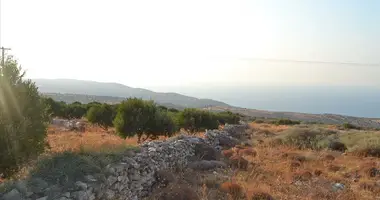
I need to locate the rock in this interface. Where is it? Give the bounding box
[84,175,97,182]
[155,170,177,187]
[218,135,239,148]
[36,196,48,200]
[56,197,69,200]
[71,191,88,200]
[129,173,141,181]
[155,184,199,200]
[44,185,62,199]
[28,178,48,194]
[332,183,345,192]
[74,181,87,191]
[106,176,117,186]
[2,189,24,200]
[62,192,71,198]
[122,157,140,169]
[105,190,115,200]
[14,181,28,196]
[194,143,219,160]
[188,160,227,171]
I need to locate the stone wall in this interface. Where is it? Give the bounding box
[0,124,248,200]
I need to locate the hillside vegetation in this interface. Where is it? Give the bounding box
[34,79,229,108]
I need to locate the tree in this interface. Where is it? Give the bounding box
[177,108,219,133]
[215,111,241,125]
[168,108,179,113]
[0,56,49,176]
[113,98,152,142]
[66,102,86,119]
[158,105,168,111]
[42,97,67,118]
[86,104,115,130]
[113,98,178,143]
[85,101,102,112]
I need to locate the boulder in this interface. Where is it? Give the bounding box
[188,160,227,171]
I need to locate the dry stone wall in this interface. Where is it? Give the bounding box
[0,124,249,200]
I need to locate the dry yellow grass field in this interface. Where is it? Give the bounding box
[47,125,137,153]
[46,124,206,153]
[226,122,380,200]
[5,122,380,200]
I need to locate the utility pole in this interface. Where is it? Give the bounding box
[1,47,11,66]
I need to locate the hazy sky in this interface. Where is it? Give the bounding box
[1,0,379,88]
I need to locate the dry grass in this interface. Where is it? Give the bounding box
[47,126,133,153]
[4,121,380,200]
[231,123,380,200]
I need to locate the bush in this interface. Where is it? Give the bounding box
[0,56,49,177]
[279,128,333,150]
[113,98,178,142]
[271,118,300,125]
[86,104,116,130]
[354,146,380,157]
[65,102,87,119]
[342,122,360,130]
[215,111,241,125]
[42,97,67,118]
[254,119,265,124]
[168,108,179,113]
[177,108,219,133]
[328,141,347,152]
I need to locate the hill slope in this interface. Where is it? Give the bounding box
[33,79,229,108]
[207,106,380,129]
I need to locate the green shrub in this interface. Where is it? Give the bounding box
[342,122,360,130]
[215,111,240,125]
[42,97,67,118]
[271,119,301,125]
[65,102,87,119]
[279,127,334,150]
[168,108,179,113]
[113,98,178,142]
[0,56,49,177]
[254,119,265,124]
[177,108,219,133]
[86,104,115,130]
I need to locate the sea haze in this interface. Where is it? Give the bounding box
[149,85,380,118]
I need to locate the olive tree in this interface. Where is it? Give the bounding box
[0,56,49,176]
[86,104,115,130]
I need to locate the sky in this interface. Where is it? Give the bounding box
[1,0,379,89]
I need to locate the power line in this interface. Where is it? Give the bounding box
[241,57,380,67]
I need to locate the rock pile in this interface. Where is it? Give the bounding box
[0,124,249,200]
[51,118,85,132]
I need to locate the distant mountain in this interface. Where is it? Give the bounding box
[33,79,380,129]
[33,79,229,108]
